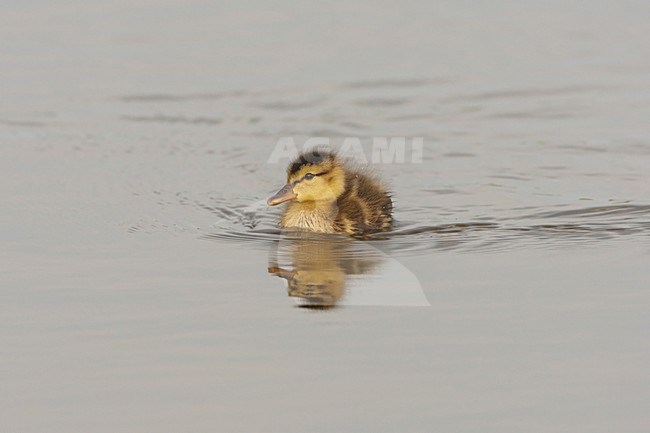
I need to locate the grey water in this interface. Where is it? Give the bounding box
[2,1,650,432]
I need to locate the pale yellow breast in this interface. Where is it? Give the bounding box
[280,203,337,233]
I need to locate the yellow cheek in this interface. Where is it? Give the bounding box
[294,180,336,202]
[293,184,310,200]
[294,183,316,201]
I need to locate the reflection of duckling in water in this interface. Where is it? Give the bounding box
[268,234,382,308]
[267,150,393,235]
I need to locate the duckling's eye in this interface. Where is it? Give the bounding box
[304,173,315,180]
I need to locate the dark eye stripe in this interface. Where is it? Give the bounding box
[291,170,330,185]
[301,170,329,182]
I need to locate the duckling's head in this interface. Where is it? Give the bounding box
[267,150,346,206]
[269,265,346,308]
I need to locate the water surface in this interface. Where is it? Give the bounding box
[2,1,650,432]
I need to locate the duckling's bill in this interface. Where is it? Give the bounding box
[267,183,297,206]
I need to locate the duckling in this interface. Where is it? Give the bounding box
[268,234,385,308]
[267,150,393,235]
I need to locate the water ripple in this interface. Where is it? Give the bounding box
[201,203,650,255]
[122,115,222,125]
[525,204,650,219]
